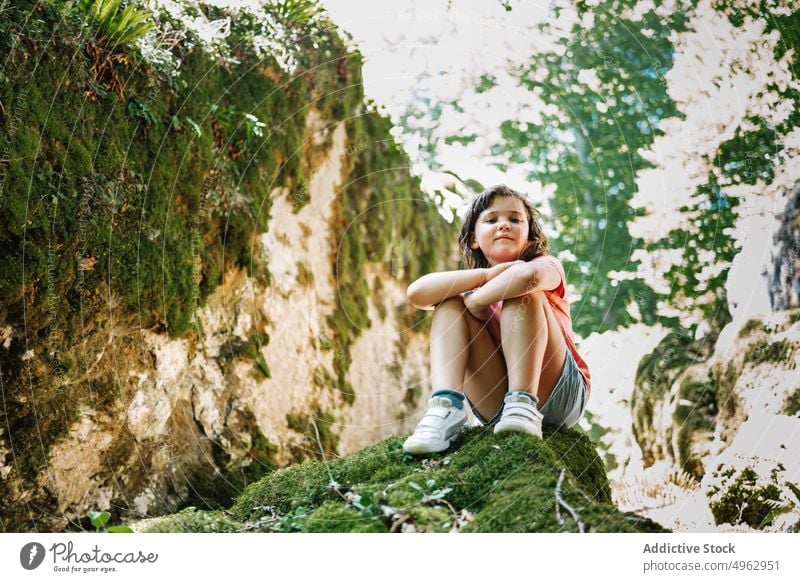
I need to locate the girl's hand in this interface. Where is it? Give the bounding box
[482,260,524,285]
[463,292,490,321]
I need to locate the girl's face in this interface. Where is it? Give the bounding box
[470,195,530,266]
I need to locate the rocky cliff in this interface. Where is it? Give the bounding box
[583,308,800,532]
[0,2,454,531]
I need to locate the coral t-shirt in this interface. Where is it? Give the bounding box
[463,255,591,394]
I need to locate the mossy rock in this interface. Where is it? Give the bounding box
[708,467,789,529]
[133,427,667,533]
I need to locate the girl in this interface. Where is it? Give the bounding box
[403,184,591,454]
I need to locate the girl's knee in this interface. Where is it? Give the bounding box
[433,295,466,312]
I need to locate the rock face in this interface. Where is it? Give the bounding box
[608,311,800,532]
[0,5,453,532]
[0,112,433,531]
[769,184,800,311]
[130,426,665,533]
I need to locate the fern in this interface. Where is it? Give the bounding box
[76,0,155,47]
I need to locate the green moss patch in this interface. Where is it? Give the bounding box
[708,467,790,529]
[674,377,718,480]
[135,427,666,533]
[286,405,340,461]
[738,318,766,338]
[782,389,800,416]
[745,339,798,367]
[632,327,716,467]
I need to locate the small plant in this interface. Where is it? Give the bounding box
[344,491,385,519]
[127,99,158,129]
[76,0,155,47]
[409,479,453,503]
[53,0,156,99]
[270,506,309,532]
[87,511,133,533]
[243,113,267,141]
[268,0,323,27]
[387,440,414,463]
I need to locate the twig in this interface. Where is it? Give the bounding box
[311,417,347,501]
[555,469,585,533]
[389,513,412,533]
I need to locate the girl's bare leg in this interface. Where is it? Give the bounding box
[500,291,567,408]
[430,296,508,420]
[429,296,470,391]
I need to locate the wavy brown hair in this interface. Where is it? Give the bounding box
[458,184,549,269]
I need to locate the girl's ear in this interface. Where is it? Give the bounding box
[469,233,479,249]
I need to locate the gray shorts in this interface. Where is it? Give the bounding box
[465,350,588,429]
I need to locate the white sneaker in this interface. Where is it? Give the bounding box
[403,395,467,455]
[493,392,543,438]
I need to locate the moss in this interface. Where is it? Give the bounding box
[324,111,457,409]
[311,365,337,391]
[149,427,663,533]
[782,389,800,416]
[0,1,456,529]
[179,424,279,512]
[304,502,388,533]
[372,275,387,320]
[286,405,340,461]
[544,428,613,503]
[136,507,241,533]
[745,339,798,367]
[711,360,739,421]
[296,261,314,287]
[403,383,422,408]
[632,327,716,466]
[738,318,766,337]
[673,377,717,480]
[708,467,786,529]
[231,334,271,379]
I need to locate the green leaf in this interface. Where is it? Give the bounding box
[88,511,110,529]
[107,525,134,533]
[185,118,202,137]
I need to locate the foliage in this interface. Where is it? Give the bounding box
[400,0,692,336]
[76,0,155,46]
[745,339,798,366]
[399,1,800,341]
[783,389,800,416]
[708,467,790,529]
[87,511,134,533]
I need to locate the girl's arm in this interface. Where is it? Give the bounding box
[464,260,561,314]
[406,268,487,310]
[406,261,523,310]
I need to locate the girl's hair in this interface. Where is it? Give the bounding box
[458,184,549,269]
